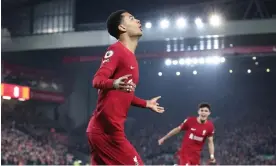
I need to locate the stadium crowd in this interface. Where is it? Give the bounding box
[2,100,276,165]
[1,103,75,165]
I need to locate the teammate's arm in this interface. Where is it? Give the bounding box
[207,129,216,164]
[207,136,215,159]
[158,126,181,145]
[158,119,188,145]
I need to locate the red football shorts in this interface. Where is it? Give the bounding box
[179,153,200,165]
[87,132,144,165]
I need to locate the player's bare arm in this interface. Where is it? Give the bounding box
[158,126,182,145]
[207,136,216,163]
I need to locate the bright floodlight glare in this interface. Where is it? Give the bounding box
[255,62,259,65]
[158,72,162,76]
[172,60,178,65]
[266,68,270,72]
[145,22,152,29]
[195,18,203,28]
[186,58,192,65]
[165,59,172,66]
[193,70,197,75]
[176,71,180,76]
[179,58,185,65]
[229,69,233,73]
[199,58,205,64]
[160,19,169,29]
[247,69,251,73]
[206,56,220,64]
[252,56,257,60]
[176,18,186,29]
[192,58,198,64]
[220,57,226,63]
[209,14,222,27]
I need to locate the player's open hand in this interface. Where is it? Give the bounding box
[146,96,165,113]
[113,74,135,92]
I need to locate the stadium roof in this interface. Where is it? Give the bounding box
[2,0,52,12]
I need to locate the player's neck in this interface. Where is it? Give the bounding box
[118,36,138,54]
[197,117,207,124]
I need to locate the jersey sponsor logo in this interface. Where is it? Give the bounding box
[191,128,196,131]
[189,133,204,142]
[130,66,135,69]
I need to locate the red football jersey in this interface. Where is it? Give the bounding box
[86,42,146,135]
[179,117,214,155]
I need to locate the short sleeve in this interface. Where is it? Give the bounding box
[179,118,190,131]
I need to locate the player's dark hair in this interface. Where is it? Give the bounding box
[106,10,127,39]
[198,102,211,110]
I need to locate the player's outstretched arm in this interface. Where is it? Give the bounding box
[158,126,181,145]
[131,96,165,113]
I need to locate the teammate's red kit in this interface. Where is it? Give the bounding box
[178,117,215,165]
[86,41,146,165]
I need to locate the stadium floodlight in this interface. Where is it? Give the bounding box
[266,68,270,73]
[247,69,251,74]
[160,19,169,29]
[205,56,220,64]
[172,60,178,65]
[209,14,222,27]
[176,18,187,29]
[158,72,163,76]
[179,58,185,65]
[145,22,152,29]
[176,71,181,76]
[220,57,226,63]
[199,57,205,64]
[193,70,198,75]
[252,56,257,60]
[186,58,192,65]
[165,59,172,66]
[192,58,198,64]
[229,69,233,73]
[195,18,204,28]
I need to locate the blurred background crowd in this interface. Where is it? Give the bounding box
[2,0,276,165]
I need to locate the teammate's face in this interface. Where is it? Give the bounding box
[198,107,210,121]
[119,12,142,38]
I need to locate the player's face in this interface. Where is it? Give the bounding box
[120,12,142,37]
[198,107,210,121]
